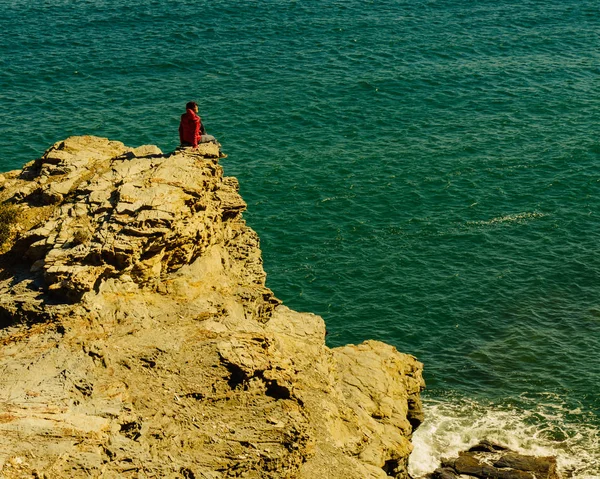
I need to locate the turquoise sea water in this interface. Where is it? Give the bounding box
[1,0,599,475]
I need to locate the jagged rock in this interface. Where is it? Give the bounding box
[430,441,560,479]
[494,453,559,478]
[0,136,425,478]
[468,440,509,453]
[429,468,460,479]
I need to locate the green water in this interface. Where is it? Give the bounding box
[1,0,599,475]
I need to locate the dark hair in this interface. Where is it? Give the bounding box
[186,101,197,110]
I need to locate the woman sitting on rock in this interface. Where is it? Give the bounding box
[178,101,218,148]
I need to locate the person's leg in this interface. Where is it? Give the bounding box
[200,135,218,144]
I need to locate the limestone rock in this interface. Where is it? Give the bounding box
[188,142,220,158]
[0,136,425,478]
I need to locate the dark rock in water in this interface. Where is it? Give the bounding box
[429,467,460,479]
[468,439,510,453]
[441,453,486,476]
[494,453,559,478]
[427,441,560,479]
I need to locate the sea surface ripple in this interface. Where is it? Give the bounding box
[1,0,599,476]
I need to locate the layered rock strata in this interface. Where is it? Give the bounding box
[0,136,425,479]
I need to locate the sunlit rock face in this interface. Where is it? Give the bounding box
[0,136,424,479]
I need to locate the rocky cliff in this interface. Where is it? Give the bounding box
[0,136,425,479]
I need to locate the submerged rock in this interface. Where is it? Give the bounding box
[0,136,425,478]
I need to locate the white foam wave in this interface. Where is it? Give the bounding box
[467,211,547,227]
[409,393,600,479]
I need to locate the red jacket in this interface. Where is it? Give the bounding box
[179,109,202,147]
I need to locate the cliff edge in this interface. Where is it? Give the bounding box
[0,136,424,479]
